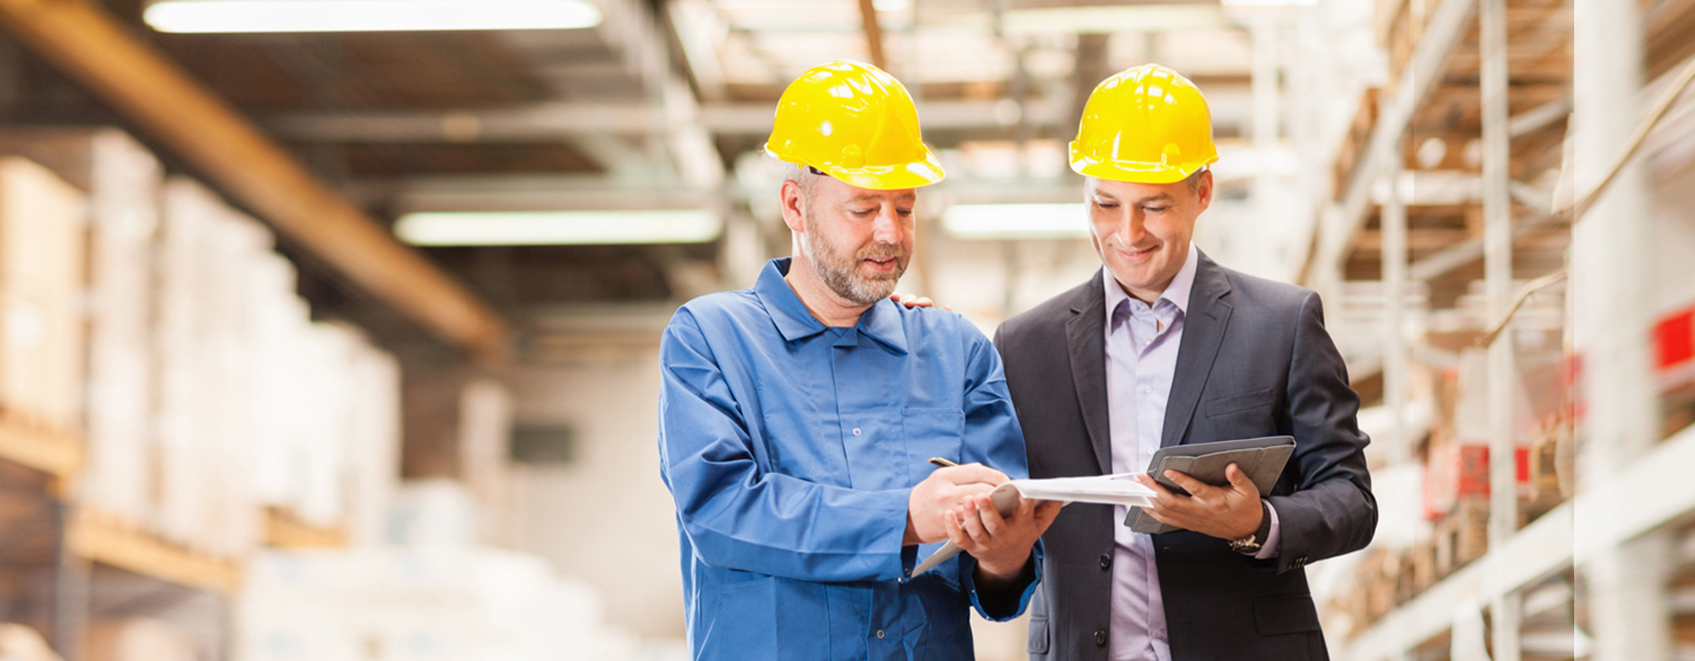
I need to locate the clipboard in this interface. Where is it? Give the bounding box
[910,473,1156,576]
[1124,435,1295,535]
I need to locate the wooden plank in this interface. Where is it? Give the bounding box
[65,507,243,594]
[0,411,81,480]
[0,0,507,363]
[263,507,348,550]
[857,0,887,71]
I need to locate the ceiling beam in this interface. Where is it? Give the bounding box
[263,97,1083,143]
[856,0,887,71]
[0,0,508,362]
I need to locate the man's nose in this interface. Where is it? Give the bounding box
[871,207,903,243]
[1111,211,1145,245]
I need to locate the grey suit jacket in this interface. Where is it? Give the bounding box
[993,251,1375,661]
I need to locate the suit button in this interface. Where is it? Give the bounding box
[1094,629,1108,646]
[1099,553,1112,570]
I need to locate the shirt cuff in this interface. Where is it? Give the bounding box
[960,548,1042,621]
[1253,500,1281,560]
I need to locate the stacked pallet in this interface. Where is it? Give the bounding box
[0,129,162,528]
[0,157,86,453]
[241,485,636,661]
[0,130,405,564]
[158,179,404,554]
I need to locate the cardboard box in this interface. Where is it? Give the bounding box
[0,131,160,527]
[87,619,197,661]
[0,623,63,661]
[1433,496,1489,577]
[0,157,87,437]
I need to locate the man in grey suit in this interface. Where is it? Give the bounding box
[993,64,1376,660]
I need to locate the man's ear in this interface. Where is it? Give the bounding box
[780,179,807,234]
[1193,169,1215,214]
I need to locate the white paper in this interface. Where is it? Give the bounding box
[910,474,1156,576]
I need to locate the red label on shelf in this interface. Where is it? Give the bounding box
[1655,307,1695,371]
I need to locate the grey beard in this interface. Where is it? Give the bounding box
[805,230,905,306]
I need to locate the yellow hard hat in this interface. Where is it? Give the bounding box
[1069,63,1218,185]
[765,60,945,190]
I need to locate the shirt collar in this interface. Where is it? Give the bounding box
[1102,242,1201,317]
[754,258,909,354]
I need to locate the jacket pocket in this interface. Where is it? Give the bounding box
[1253,593,1322,636]
[1205,388,1276,418]
[902,408,964,465]
[1026,616,1050,655]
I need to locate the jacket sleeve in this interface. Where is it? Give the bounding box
[657,311,912,583]
[954,330,1043,620]
[1264,291,1378,573]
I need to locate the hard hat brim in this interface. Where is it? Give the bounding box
[1068,151,1219,185]
[766,143,947,191]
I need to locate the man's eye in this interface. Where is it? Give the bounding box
[897,208,914,217]
[1095,201,1118,209]
[851,208,876,216]
[1144,206,1169,213]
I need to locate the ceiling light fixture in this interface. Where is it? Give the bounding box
[145,0,601,34]
[1220,0,1317,6]
[941,203,1088,240]
[394,210,720,246]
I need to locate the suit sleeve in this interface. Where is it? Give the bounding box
[657,310,912,583]
[1264,291,1377,573]
[954,329,1043,620]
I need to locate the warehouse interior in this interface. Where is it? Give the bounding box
[0,0,1691,659]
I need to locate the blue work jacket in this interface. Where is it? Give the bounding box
[658,258,1041,661]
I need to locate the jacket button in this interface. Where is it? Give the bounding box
[1094,629,1108,646]
[1099,553,1112,570]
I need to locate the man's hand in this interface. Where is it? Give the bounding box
[1133,463,1263,541]
[907,464,1007,545]
[944,494,1064,584]
[892,293,952,311]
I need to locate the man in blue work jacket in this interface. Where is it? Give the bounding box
[657,60,1062,661]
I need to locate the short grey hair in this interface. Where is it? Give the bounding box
[1181,168,1206,191]
[784,163,821,201]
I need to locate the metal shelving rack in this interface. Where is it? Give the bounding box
[1307,0,1695,658]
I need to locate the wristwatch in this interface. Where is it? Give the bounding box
[1229,501,1272,555]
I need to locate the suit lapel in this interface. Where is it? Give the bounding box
[1162,252,1234,448]
[1064,272,1113,474]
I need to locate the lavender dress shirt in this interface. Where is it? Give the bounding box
[1103,244,1282,661]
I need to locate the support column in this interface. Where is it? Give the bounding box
[1252,11,1281,274]
[1380,133,1409,465]
[1571,0,1670,658]
[50,502,88,661]
[1478,0,1521,657]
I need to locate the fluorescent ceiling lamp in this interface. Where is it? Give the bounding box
[145,0,601,33]
[1001,5,1220,34]
[942,203,1088,240]
[1220,0,1316,6]
[395,210,720,246]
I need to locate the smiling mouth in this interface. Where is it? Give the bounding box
[1120,244,1159,259]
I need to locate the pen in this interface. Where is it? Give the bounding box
[927,457,958,468]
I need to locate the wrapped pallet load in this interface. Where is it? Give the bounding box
[156,178,265,556]
[0,129,161,526]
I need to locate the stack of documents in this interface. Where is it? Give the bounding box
[912,474,1155,575]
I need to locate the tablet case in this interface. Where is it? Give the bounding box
[1124,435,1296,535]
